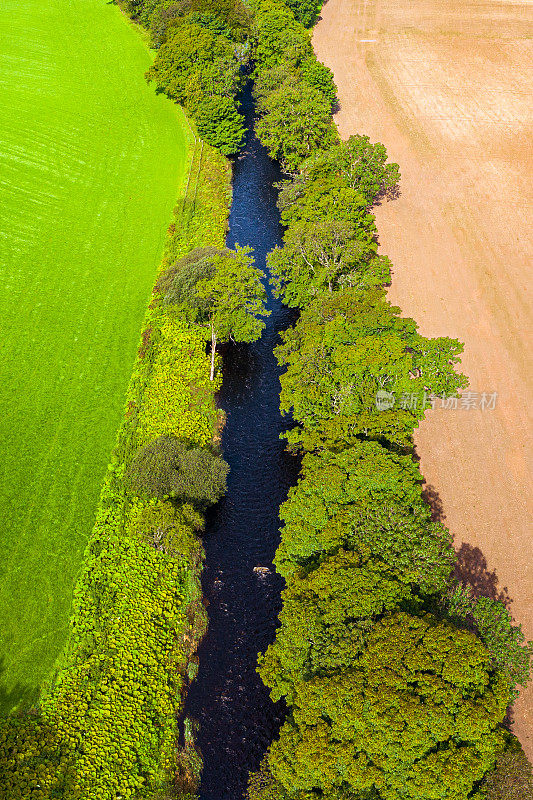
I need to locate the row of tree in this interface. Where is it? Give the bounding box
[251,0,338,172]
[246,9,533,797]
[121,0,335,157]
[121,0,251,153]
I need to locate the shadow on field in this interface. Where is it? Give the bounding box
[0,658,40,716]
[454,543,512,609]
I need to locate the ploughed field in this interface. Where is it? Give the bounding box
[0,0,190,710]
[313,0,533,755]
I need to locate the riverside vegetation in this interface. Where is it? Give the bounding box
[0,3,269,789]
[1,0,532,799]
[244,1,533,799]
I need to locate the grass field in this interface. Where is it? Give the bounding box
[0,0,192,711]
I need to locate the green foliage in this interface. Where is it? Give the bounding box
[446,583,533,695]
[268,135,400,306]
[258,549,412,702]
[279,135,400,209]
[251,0,314,69]
[0,714,75,798]
[251,0,338,170]
[195,95,245,154]
[284,0,323,27]
[158,246,222,307]
[268,613,509,800]
[268,188,387,306]
[481,733,533,800]
[125,435,229,504]
[298,57,337,107]
[274,441,427,576]
[145,22,243,110]
[275,287,467,448]
[255,77,337,172]
[135,0,252,47]
[195,245,270,343]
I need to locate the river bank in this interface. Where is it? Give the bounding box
[312,0,533,756]
[185,82,300,800]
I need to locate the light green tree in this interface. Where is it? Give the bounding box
[276,287,467,448]
[195,246,269,380]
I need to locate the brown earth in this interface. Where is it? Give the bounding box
[313,0,533,756]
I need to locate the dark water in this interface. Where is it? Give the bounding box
[184,86,299,799]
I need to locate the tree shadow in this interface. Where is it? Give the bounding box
[421,483,446,522]
[0,657,40,717]
[454,542,512,609]
[374,183,402,206]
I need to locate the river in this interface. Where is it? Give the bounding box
[184,85,299,799]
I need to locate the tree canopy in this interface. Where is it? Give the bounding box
[264,613,510,800]
[275,288,467,448]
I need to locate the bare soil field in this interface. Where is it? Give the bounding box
[313,0,533,755]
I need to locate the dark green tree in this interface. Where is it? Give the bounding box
[267,613,510,800]
[255,77,337,172]
[125,435,229,504]
[195,95,245,154]
[145,22,242,110]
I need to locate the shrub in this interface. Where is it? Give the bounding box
[126,434,229,504]
[195,95,246,154]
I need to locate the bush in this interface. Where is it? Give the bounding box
[195,95,245,154]
[126,435,229,504]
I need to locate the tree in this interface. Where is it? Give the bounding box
[284,0,323,26]
[195,95,245,154]
[145,22,243,110]
[446,583,533,695]
[278,134,400,211]
[125,435,229,504]
[252,0,314,69]
[194,246,269,380]
[163,246,269,380]
[274,441,429,578]
[267,613,510,800]
[268,183,390,306]
[255,77,337,172]
[258,549,413,703]
[299,57,337,108]
[275,288,467,449]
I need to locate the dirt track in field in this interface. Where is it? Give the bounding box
[313,0,533,755]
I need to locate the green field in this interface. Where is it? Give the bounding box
[0,0,191,710]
